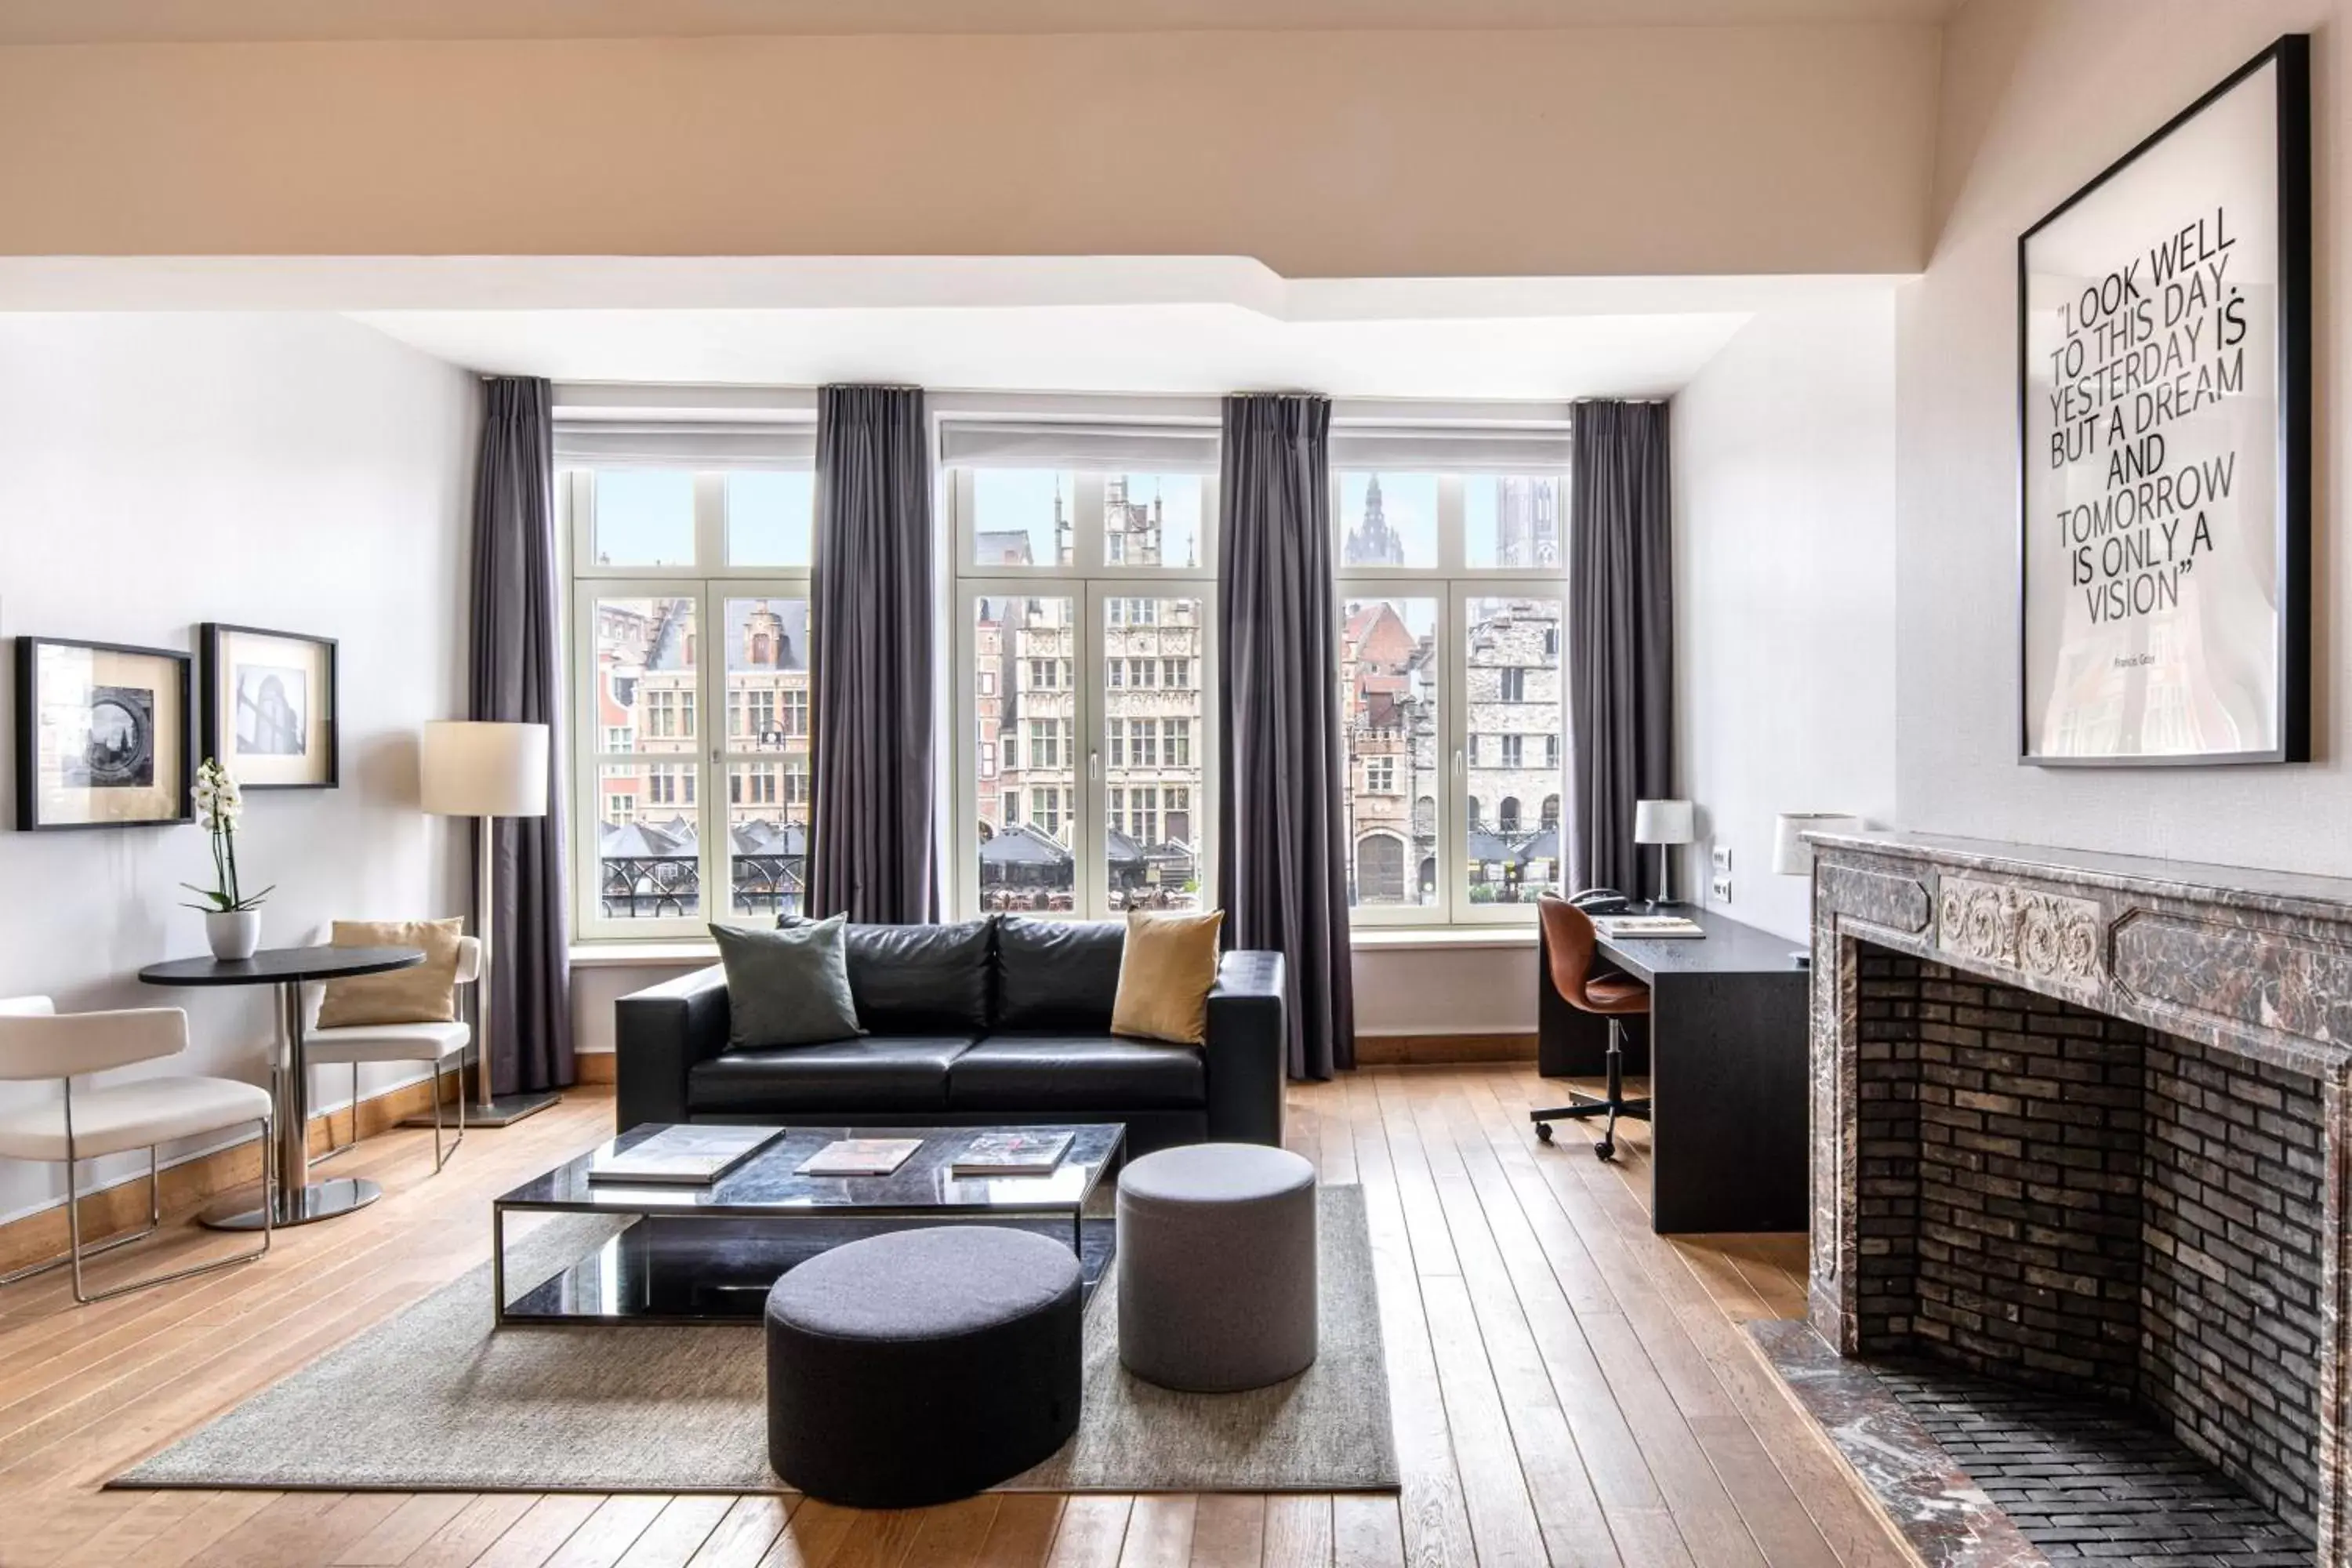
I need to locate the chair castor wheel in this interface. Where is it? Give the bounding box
[1535,1121,1555,1144]
[1594,1140,1615,1161]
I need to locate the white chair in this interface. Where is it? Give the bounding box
[303,934,481,1174]
[0,996,274,1304]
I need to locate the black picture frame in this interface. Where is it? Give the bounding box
[13,636,196,832]
[2016,33,2310,767]
[199,622,340,790]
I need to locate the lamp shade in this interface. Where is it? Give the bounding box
[421,721,550,818]
[1632,799,1694,845]
[1773,812,1864,875]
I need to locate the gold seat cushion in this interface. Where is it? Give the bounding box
[316,918,465,1029]
[1109,910,1226,1047]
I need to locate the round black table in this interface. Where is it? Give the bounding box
[140,945,426,1229]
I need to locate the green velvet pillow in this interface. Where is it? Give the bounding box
[710,916,865,1049]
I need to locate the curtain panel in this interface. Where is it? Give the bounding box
[1566,399,1675,898]
[808,385,939,924]
[470,376,574,1094]
[1216,392,1356,1080]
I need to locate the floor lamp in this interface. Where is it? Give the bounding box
[408,720,561,1129]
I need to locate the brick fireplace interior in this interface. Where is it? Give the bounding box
[1850,942,2328,1547]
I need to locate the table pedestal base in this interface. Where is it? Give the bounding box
[202,1176,382,1231]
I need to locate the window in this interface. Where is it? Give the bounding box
[1337,466,1568,924]
[953,460,1216,918]
[565,457,816,938]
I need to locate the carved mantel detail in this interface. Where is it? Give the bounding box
[1936,875,2103,989]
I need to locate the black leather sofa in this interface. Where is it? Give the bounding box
[615,916,1289,1154]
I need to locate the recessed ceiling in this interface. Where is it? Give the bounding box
[352,303,1756,401]
[0,0,1958,44]
[0,255,1898,400]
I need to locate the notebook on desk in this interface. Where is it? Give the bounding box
[1592,914,1706,940]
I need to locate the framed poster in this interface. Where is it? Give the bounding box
[13,637,194,830]
[2019,34,2310,766]
[200,623,339,789]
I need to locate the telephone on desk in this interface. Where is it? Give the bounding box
[1566,887,1632,916]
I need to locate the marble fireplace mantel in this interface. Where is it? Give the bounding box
[1805,829,2352,1563]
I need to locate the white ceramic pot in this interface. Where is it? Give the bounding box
[205,909,262,962]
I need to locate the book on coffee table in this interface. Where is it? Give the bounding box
[951,1131,1075,1177]
[586,1124,784,1185]
[796,1138,925,1177]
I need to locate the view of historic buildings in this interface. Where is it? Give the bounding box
[975,477,1206,913]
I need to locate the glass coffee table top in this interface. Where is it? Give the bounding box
[492,1123,1127,1325]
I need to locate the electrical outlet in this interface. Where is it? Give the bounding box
[1711,873,1733,903]
[1711,844,1733,874]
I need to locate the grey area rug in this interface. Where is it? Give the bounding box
[113,1185,1397,1495]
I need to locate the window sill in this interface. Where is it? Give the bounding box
[1348,927,1537,950]
[570,925,1537,967]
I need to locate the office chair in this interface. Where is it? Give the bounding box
[1530,893,1653,1161]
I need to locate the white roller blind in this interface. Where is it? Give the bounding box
[553,420,815,470]
[938,420,1221,474]
[1328,425,1573,476]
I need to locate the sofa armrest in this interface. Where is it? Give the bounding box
[1202,949,1287,1146]
[615,963,732,1132]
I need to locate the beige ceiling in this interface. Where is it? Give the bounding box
[0,0,1957,45]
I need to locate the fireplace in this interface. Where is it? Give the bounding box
[1771,833,2351,1567]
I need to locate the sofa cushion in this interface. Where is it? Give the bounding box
[948,1034,1206,1112]
[995,918,1126,1031]
[690,1036,975,1114]
[840,920,995,1034]
[711,917,863,1049]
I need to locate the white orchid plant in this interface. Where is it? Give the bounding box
[181,758,273,914]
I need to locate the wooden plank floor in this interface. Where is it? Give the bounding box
[0,1069,1907,1568]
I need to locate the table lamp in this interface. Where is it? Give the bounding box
[1773,811,1864,966]
[1633,798,1694,909]
[416,720,557,1127]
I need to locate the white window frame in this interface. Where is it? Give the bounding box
[1335,470,1570,927]
[564,466,815,942]
[949,466,1219,921]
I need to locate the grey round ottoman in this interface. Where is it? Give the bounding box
[764,1226,1082,1507]
[1116,1142,1318,1392]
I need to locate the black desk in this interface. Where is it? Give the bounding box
[1537,906,1808,1234]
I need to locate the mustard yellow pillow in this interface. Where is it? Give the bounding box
[1110,910,1225,1046]
[317,918,465,1028]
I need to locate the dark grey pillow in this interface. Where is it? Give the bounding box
[710,917,864,1049]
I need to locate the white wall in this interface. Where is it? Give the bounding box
[1897,0,2347,867]
[0,314,477,1223]
[1674,294,1902,941]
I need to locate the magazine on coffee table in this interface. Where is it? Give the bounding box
[586,1125,785,1185]
[951,1131,1074,1177]
[796,1138,925,1178]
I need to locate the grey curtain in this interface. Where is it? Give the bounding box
[1217,394,1355,1080]
[470,376,573,1094]
[809,386,938,924]
[1567,399,1675,899]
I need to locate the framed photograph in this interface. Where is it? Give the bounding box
[199,623,339,789]
[2018,34,2310,766]
[13,637,194,831]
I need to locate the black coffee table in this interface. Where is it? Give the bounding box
[492,1123,1127,1324]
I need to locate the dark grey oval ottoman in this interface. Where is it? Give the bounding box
[764,1226,1082,1507]
[1116,1142,1318,1392]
